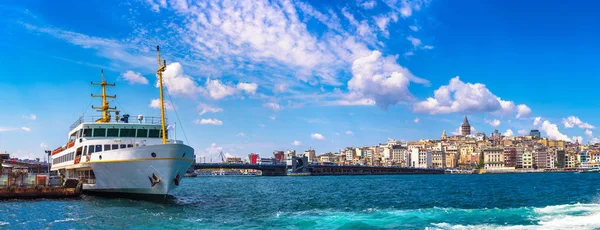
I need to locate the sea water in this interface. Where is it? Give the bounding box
[0,173,599,229]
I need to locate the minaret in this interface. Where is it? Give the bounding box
[441,130,448,141]
[461,116,471,136]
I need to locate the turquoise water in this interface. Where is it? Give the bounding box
[1,173,600,229]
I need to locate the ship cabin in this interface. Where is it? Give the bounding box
[50,115,168,181]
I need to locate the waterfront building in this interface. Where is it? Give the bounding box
[483,147,504,169]
[533,146,548,169]
[444,145,458,168]
[285,150,296,160]
[259,157,275,165]
[391,145,407,165]
[461,116,471,136]
[304,149,317,163]
[317,152,338,164]
[546,149,557,169]
[226,157,243,164]
[556,149,566,168]
[410,148,432,168]
[502,147,517,168]
[248,153,259,165]
[342,148,354,163]
[521,150,533,169]
[515,147,526,168]
[431,150,446,168]
[273,151,285,164]
[458,145,475,167]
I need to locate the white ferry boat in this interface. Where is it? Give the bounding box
[50,46,194,196]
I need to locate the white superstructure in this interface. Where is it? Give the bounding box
[50,46,194,196]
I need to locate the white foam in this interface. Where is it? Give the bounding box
[431,203,600,230]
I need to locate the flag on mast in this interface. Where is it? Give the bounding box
[167,123,176,130]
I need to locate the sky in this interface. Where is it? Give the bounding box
[1,0,600,161]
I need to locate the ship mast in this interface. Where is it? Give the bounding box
[156,46,168,144]
[91,70,116,123]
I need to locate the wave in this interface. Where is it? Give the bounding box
[275,203,600,230]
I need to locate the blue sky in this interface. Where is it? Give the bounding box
[1,0,600,161]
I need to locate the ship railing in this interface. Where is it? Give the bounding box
[70,116,167,130]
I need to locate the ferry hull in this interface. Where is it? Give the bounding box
[82,144,194,195]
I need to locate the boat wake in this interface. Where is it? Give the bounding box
[274,203,600,230]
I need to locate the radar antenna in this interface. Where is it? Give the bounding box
[91,69,117,123]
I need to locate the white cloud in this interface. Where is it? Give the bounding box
[311,133,325,140]
[345,130,354,135]
[160,62,202,97]
[409,25,419,32]
[263,102,282,111]
[518,129,528,135]
[292,140,303,146]
[258,124,266,127]
[346,50,428,109]
[40,143,48,148]
[149,99,174,110]
[399,1,413,17]
[360,0,377,9]
[122,70,148,85]
[404,51,414,56]
[406,36,422,47]
[537,120,571,142]
[205,78,237,100]
[562,116,595,129]
[414,117,420,123]
[269,116,276,120]
[237,132,245,136]
[484,119,501,127]
[22,114,37,120]
[194,118,223,126]
[197,104,223,115]
[503,129,514,137]
[516,104,531,119]
[273,83,288,93]
[21,127,31,132]
[374,16,391,36]
[414,76,527,116]
[585,129,593,137]
[237,82,258,95]
[533,117,542,126]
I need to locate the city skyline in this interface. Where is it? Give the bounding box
[2,0,600,161]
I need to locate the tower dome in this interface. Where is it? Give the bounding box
[461,116,471,136]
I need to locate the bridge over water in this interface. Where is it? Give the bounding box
[194,163,445,176]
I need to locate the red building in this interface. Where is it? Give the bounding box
[273,151,285,164]
[248,153,259,164]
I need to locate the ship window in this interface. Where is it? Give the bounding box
[79,129,83,138]
[136,129,148,138]
[83,146,88,156]
[104,145,111,151]
[112,144,118,150]
[83,128,92,137]
[88,145,95,154]
[93,128,106,137]
[148,129,160,138]
[107,128,119,137]
[120,129,136,137]
[120,144,126,149]
[127,144,133,148]
[95,145,102,152]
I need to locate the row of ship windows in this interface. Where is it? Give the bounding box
[53,152,74,165]
[82,144,135,155]
[78,128,167,138]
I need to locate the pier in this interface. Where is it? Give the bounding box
[194,163,445,176]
